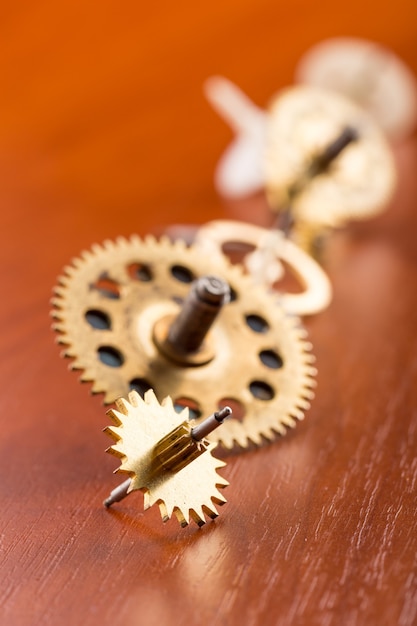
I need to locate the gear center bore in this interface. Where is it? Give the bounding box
[152,275,230,366]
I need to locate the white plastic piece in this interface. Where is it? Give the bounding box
[204,76,268,197]
[295,37,417,142]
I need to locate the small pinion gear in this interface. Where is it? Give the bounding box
[105,389,229,527]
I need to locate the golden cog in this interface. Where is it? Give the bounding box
[52,235,316,449]
[105,389,228,527]
[265,85,396,228]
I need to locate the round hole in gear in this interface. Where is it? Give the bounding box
[85,309,111,330]
[249,380,275,401]
[91,274,120,299]
[129,377,153,398]
[259,349,283,369]
[218,398,245,422]
[170,265,195,284]
[97,346,124,368]
[245,314,270,333]
[127,262,153,282]
[229,285,238,302]
[174,397,202,420]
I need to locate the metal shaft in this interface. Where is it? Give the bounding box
[309,125,359,176]
[103,478,131,508]
[191,406,232,441]
[166,275,230,354]
[278,126,359,235]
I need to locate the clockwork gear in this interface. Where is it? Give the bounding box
[52,235,316,449]
[194,219,332,316]
[265,85,396,229]
[104,389,229,527]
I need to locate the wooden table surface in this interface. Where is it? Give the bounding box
[1,2,417,625]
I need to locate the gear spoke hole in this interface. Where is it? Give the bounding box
[229,285,238,302]
[85,309,111,330]
[218,398,245,422]
[221,241,255,264]
[249,380,275,401]
[259,349,283,369]
[90,274,120,299]
[171,265,195,284]
[129,377,153,398]
[97,346,124,368]
[245,314,269,333]
[127,262,153,282]
[174,397,202,420]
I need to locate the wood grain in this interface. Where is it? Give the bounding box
[1,2,417,625]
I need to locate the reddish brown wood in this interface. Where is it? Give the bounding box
[1,2,417,625]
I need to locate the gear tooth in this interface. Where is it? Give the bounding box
[56,336,71,348]
[115,235,128,247]
[174,508,189,527]
[71,256,85,269]
[158,234,171,246]
[158,501,169,521]
[91,243,103,255]
[129,234,141,245]
[144,234,157,246]
[303,352,316,364]
[212,488,228,504]
[213,457,227,470]
[144,388,158,406]
[161,395,174,410]
[290,408,305,421]
[143,490,151,510]
[128,390,142,407]
[174,238,187,250]
[215,478,229,490]
[103,390,117,404]
[51,322,65,332]
[103,425,122,441]
[116,456,132,475]
[297,399,311,411]
[218,434,235,450]
[114,397,131,415]
[106,408,123,426]
[303,389,315,400]
[304,372,317,385]
[57,275,70,287]
[282,415,297,429]
[53,285,66,297]
[106,445,125,459]
[50,297,64,309]
[90,379,106,393]
[203,503,219,520]
[103,239,116,251]
[190,508,206,527]
[249,430,265,446]
[80,249,95,262]
[69,358,83,369]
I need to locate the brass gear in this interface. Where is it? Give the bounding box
[52,235,316,449]
[105,389,228,527]
[265,85,396,228]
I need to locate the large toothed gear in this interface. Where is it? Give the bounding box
[105,389,228,527]
[52,235,316,449]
